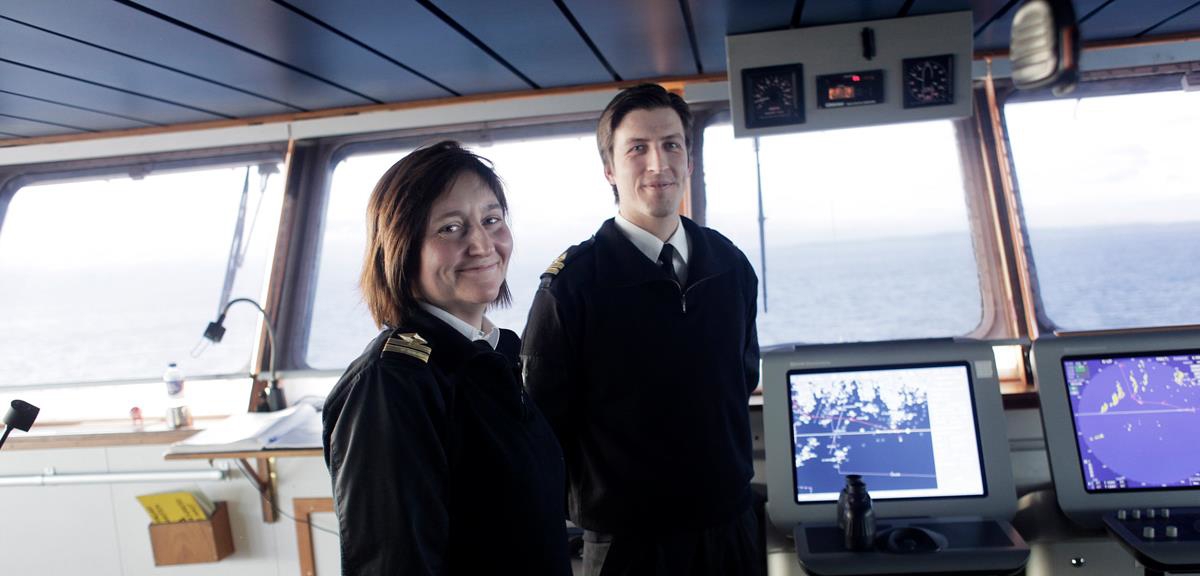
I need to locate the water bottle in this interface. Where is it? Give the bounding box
[838,474,876,551]
[163,362,193,429]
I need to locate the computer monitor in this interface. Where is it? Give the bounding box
[1032,329,1200,528]
[763,339,1018,531]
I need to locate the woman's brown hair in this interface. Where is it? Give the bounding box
[360,140,511,329]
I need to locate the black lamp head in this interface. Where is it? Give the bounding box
[203,313,228,343]
[4,399,40,432]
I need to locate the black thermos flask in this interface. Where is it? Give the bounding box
[837,474,876,551]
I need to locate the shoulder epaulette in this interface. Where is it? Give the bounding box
[539,238,594,287]
[381,332,431,363]
[543,251,568,277]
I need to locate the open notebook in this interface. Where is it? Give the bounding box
[168,404,320,454]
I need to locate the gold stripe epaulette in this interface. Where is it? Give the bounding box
[544,251,567,276]
[381,332,431,363]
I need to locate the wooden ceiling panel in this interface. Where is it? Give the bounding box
[284,0,532,95]
[1080,0,1200,39]
[0,92,155,132]
[562,0,697,80]
[430,0,611,88]
[0,60,213,126]
[132,0,452,103]
[0,19,229,123]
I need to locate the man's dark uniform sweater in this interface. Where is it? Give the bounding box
[522,216,761,573]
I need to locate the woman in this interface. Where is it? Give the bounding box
[322,141,571,576]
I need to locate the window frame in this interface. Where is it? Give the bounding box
[695,106,1011,343]
[273,115,615,374]
[997,69,1200,336]
[0,142,287,392]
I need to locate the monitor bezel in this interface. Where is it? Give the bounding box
[784,360,989,505]
[1033,329,1200,529]
[763,339,1017,530]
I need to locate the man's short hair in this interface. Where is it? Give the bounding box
[360,140,511,329]
[596,83,694,201]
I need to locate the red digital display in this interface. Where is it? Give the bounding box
[816,70,884,109]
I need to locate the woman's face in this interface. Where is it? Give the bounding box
[417,171,512,325]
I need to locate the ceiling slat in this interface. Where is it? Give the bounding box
[131,0,462,102]
[562,0,697,80]
[0,92,156,132]
[0,113,86,138]
[1081,0,1200,38]
[1142,1,1200,36]
[801,0,909,27]
[0,61,216,127]
[1,0,1199,140]
[908,0,971,17]
[429,0,613,88]
[723,0,795,34]
[0,18,238,121]
[688,0,795,74]
[973,0,1118,50]
[0,0,343,114]
[282,0,532,96]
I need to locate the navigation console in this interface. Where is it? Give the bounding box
[1033,329,1200,573]
[763,339,1028,575]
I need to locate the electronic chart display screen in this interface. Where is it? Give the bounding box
[1062,350,1200,493]
[787,363,986,503]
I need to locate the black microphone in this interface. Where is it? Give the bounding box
[0,399,41,451]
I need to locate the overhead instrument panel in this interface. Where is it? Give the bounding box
[726,12,974,138]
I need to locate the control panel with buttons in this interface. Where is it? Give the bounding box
[1102,507,1200,573]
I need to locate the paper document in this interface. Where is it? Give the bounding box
[168,404,319,453]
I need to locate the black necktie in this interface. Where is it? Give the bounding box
[658,244,681,285]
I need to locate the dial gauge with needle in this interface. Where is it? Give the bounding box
[903,54,955,108]
[742,64,806,128]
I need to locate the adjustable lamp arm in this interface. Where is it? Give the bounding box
[203,297,284,410]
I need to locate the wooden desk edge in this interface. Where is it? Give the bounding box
[7,428,200,450]
[164,448,323,460]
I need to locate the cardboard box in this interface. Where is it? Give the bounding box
[148,501,235,565]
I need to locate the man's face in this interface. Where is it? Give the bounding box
[606,107,692,230]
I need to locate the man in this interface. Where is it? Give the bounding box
[521,83,761,575]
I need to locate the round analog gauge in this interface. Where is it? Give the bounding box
[903,55,954,108]
[753,75,796,118]
[742,64,806,128]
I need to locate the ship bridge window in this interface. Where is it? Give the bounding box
[307,130,614,370]
[0,161,283,420]
[702,117,983,346]
[1005,87,1200,331]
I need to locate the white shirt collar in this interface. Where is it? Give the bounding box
[613,213,689,283]
[418,302,500,349]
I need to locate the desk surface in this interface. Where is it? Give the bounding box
[7,424,198,450]
[164,448,322,460]
[766,489,1167,576]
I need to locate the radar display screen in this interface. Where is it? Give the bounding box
[1063,350,1200,493]
[786,363,986,503]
